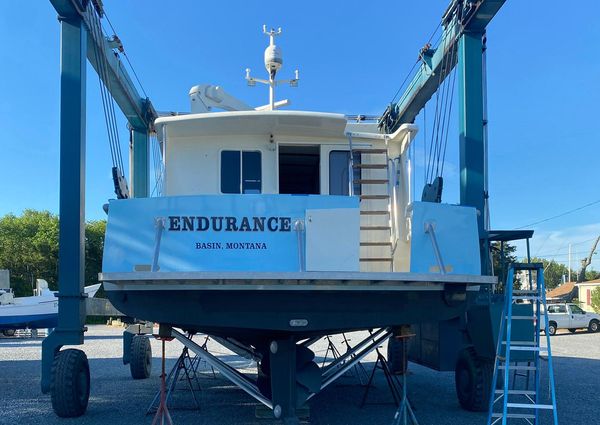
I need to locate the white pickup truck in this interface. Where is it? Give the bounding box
[541,303,600,335]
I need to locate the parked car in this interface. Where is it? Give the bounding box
[541,303,600,335]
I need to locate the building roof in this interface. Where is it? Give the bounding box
[547,280,600,298]
[547,282,576,299]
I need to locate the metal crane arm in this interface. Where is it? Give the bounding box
[50,0,157,131]
[381,0,506,132]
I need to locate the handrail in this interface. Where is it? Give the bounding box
[151,217,165,272]
[294,219,305,271]
[388,157,400,254]
[424,221,446,274]
[347,133,354,196]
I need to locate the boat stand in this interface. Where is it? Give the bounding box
[390,334,419,425]
[360,346,403,407]
[167,326,392,424]
[321,334,369,385]
[198,335,216,378]
[147,337,202,415]
[151,338,174,425]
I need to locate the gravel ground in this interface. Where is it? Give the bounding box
[0,325,598,425]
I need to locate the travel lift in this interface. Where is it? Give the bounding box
[41,0,556,423]
[40,0,157,415]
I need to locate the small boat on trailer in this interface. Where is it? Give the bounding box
[99,26,497,423]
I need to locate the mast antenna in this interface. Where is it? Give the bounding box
[245,25,299,111]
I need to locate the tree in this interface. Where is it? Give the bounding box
[491,242,520,291]
[491,241,518,276]
[85,220,106,289]
[527,257,575,290]
[0,210,59,296]
[0,210,106,297]
[585,269,600,281]
[591,287,600,314]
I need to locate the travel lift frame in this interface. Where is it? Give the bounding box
[40,0,157,408]
[40,0,523,422]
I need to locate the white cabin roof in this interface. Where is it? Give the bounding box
[155,110,348,139]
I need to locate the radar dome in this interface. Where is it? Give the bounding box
[264,44,283,73]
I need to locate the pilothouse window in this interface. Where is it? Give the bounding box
[278,145,320,194]
[220,150,262,194]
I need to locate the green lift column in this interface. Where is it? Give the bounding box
[131,128,149,198]
[458,30,488,274]
[41,14,87,393]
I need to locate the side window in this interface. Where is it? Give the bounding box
[242,151,261,194]
[221,151,241,193]
[329,151,361,195]
[570,305,584,314]
[548,305,558,313]
[220,150,262,194]
[557,305,567,313]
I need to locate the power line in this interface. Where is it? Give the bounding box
[569,236,599,247]
[534,251,592,259]
[516,199,600,229]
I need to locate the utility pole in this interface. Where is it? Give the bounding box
[568,243,572,283]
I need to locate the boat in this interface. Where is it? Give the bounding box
[99,25,497,422]
[0,279,100,334]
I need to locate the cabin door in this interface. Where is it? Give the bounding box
[278,145,320,194]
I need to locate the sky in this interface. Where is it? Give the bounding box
[1,0,599,269]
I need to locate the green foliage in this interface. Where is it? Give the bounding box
[527,257,575,290]
[584,269,600,281]
[85,220,106,291]
[0,210,106,297]
[490,243,577,291]
[491,242,520,291]
[491,241,518,276]
[591,287,600,314]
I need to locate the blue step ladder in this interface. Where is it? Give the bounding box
[487,263,558,425]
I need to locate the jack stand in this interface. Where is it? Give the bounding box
[341,333,369,385]
[390,334,418,425]
[151,338,173,425]
[321,335,341,367]
[321,334,369,386]
[147,336,202,414]
[198,335,216,378]
[360,346,402,407]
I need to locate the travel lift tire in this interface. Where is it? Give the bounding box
[387,337,408,374]
[50,349,90,418]
[2,329,16,337]
[455,347,493,412]
[130,334,152,379]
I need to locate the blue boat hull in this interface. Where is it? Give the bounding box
[0,313,58,330]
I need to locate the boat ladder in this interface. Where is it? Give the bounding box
[348,135,395,271]
[487,263,558,425]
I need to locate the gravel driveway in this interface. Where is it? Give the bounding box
[0,325,598,424]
